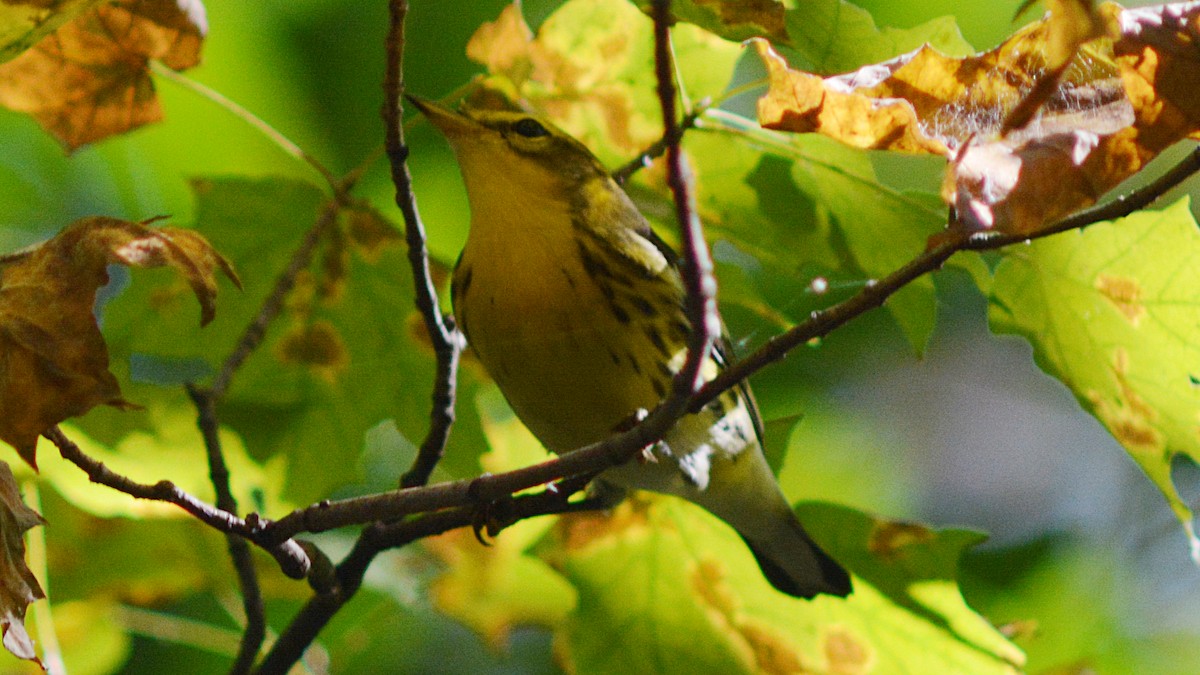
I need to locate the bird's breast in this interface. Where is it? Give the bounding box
[452,217,685,453]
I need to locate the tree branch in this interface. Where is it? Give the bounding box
[252,1,465,669]
[382,0,464,491]
[652,0,719,399]
[42,426,310,579]
[692,143,1200,412]
[186,385,265,675]
[253,475,596,674]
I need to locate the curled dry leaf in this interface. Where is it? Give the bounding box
[0,216,238,467]
[0,0,207,150]
[0,462,44,665]
[754,1,1200,235]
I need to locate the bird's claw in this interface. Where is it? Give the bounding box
[471,496,518,545]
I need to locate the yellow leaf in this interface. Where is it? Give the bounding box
[423,397,574,649]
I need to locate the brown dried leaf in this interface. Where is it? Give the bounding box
[1113,2,1200,151]
[0,0,100,64]
[756,2,1200,235]
[1003,0,1108,133]
[0,216,237,467]
[0,462,43,665]
[0,0,206,150]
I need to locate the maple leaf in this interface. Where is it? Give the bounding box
[0,462,43,665]
[0,0,206,150]
[423,403,575,649]
[632,0,790,44]
[752,1,1200,236]
[0,216,238,468]
[465,0,741,165]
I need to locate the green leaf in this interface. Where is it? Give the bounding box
[782,0,973,74]
[99,176,477,502]
[43,417,288,521]
[424,394,576,649]
[788,135,944,354]
[965,538,1200,674]
[633,0,790,44]
[989,198,1200,544]
[548,496,1021,673]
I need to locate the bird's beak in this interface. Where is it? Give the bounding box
[406,95,480,139]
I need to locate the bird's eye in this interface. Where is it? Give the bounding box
[512,118,549,138]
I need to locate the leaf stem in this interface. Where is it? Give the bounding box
[150,62,339,190]
[209,199,340,399]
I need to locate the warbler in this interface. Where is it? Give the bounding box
[411,95,851,599]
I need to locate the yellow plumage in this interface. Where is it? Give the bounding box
[412,96,850,599]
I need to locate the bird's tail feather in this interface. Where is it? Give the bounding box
[740,516,851,599]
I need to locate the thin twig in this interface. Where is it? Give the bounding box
[383,0,464,490]
[652,0,720,399]
[252,1,463,669]
[255,475,596,674]
[210,201,341,399]
[171,63,363,673]
[187,386,266,675]
[692,143,1200,412]
[43,427,311,579]
[612,105,706,185]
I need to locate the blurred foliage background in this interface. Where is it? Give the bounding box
[1,0,1199,672]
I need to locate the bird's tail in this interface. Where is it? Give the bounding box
[686,437,852,599]
[738,513,851,599]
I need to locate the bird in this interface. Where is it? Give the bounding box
[410,95,851,599]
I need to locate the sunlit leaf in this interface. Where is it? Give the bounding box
[989,198,1200,542]
[0,216,236,467]
[754,2,1200,236]
[547,496,1021,673]
[466,0,741,165]
[42,416,288,521]
[424,391,575,648]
